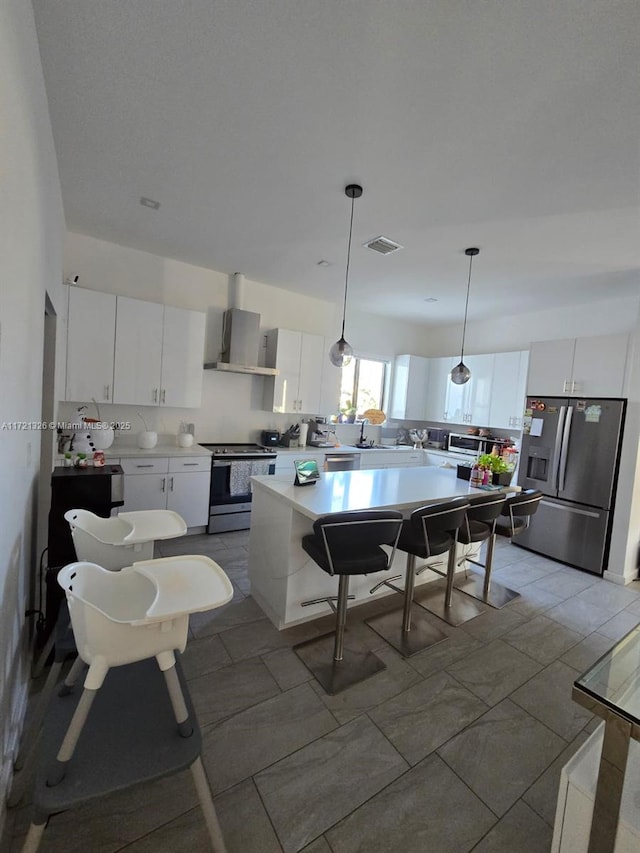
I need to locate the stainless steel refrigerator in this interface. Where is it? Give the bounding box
[516,397,626,575]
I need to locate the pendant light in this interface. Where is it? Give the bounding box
[329,184,363,367]
[450,247,479,385]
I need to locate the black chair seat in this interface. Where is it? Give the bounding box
[494,517,528,538]
[302,535,390,575]
[457,519,491,545]
[398,522,452,559]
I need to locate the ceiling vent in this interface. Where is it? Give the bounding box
[363,235,403,255]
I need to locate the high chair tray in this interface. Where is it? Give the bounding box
[118,510,187,543]
[30,657,200,814]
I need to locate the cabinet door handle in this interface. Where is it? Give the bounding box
[161,477,166,492]
[153,388,158,403]
[136,464,155,468]
[104,384,110,400]
[182,463,199,466]
[169,476,174,491]
[161,389,166,404]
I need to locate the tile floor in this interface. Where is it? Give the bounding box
[4,532,640,852]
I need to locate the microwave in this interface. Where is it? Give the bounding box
[447,433,488,457]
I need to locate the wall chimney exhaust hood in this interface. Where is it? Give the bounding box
[204,308,278,376]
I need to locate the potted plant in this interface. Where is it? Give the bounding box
[477,453,514,486]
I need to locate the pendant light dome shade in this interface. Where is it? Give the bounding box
[329,184,363,368]
[450,361,472,385]
[450,247,479,386]
[329,336,354,368]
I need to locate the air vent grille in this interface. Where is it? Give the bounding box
[363,236,403,255]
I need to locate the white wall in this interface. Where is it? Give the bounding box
[0,0,65,831]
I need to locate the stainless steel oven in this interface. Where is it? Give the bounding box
[199,444,277,533]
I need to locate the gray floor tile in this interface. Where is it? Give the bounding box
[325,753,496,853]
[559,631,615,672]
[262,647,315,691]
[190,595,266,638]
[574,580,640,613]
[544,597,613,636]
[202,683,338,794]
[594,609,640,642]
[459,606,527,643]
[218,617,290,661]
[471,800,553,852]
[407,628,484,678]
[111,806,213,852]
[300,838,332,853]
[189,657,281,727]
[624,594,640,616]
[522,730,590,826]
[510,660,593,741]
[369,670,488,765]
[528,570,599,601]
[446,639,543,706]
[438,699,565,817]
[212,778,283,853]
[254,716,408,853]
[308,643,423,724]
[508,585,565,619]
[502,614,583,665]
[180,633,232,680]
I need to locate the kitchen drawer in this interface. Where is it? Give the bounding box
[168,456,211,473]
[120,457,169,475]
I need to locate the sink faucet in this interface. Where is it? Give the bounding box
[359,418,368,445]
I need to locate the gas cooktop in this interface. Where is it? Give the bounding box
[200,443,277,456]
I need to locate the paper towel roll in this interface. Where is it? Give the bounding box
[298,423,309,447]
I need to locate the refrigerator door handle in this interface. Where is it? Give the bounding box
[557,406,573,492]
[550,406,567,492]
[540,499,601,519]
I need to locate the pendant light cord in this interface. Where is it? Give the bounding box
[459,251,473,360]
[341,193,356,339]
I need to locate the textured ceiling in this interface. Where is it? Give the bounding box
[33,0,640,324]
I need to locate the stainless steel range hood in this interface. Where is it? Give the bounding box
[204,307,278,376]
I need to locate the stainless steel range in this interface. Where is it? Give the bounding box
[199,443,277,533]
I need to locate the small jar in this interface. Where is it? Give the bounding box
[93,450,105,467]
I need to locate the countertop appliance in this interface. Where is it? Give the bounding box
[447,432,513,457]
[46,464,125,635]
[199,443,277,533]
[261,429,280,447]
[515,397,626,575]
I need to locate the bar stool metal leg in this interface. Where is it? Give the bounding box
[366,554,448,657]
[454,534,520,608]
[415,542,487,627]
[294,575,386,695]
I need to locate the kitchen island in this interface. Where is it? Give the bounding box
[248,466,504,629]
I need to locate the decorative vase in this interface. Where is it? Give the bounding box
[137,430,158,449]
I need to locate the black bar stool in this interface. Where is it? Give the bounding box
[494,489,543,539]
[378,497,486,631]
[293,510,403,694]
[453,492,521,608]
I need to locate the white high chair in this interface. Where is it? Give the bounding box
[10,509,188,804]
[63,508,187,569]
[20,556,233,853]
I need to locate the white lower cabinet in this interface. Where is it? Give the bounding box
[119,456,210,527]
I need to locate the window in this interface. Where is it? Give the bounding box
[338,357,387,420]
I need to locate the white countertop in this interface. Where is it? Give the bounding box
[251,465,510,521]
[272,444,419,455]
[56,444,212,465]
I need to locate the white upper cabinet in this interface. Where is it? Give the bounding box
[113,297,164,405]
[389,355,430,420]
[425,357,453,422]
[464,354,495,426]
[160,305,206,408]
[65,287,116,403]
[68,289,205,408]
[489,351,529,429]
[527,334,629,397]
[263,329,324,414]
